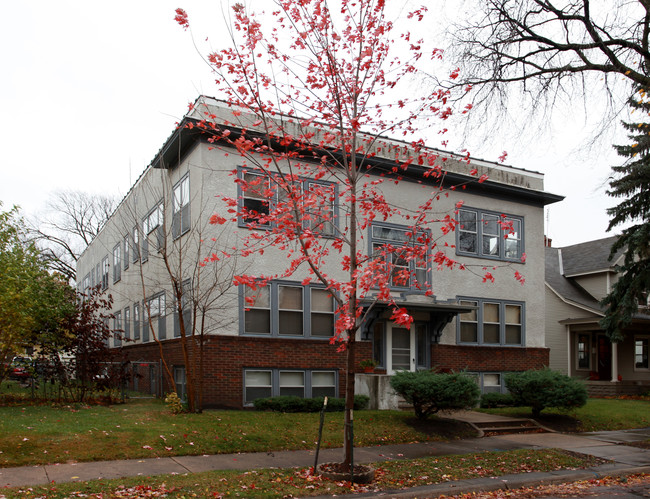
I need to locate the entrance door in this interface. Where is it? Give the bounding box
[597,335,612,381]
[387,324,416,374]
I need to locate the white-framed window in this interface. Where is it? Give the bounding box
[172,175,190,238]
[577,333,591,370]
[132,226,140,263]
[133,302,141,341]
[82,273,90,294]
[635,336,649,370]
[371,223,430,290]
[237,167,337,235]
[458,298,524,346]
[113,243,122,283]
[142,202,164,261]
[241,281,335,338]
[243,369,337,405]
[457,208,524,261]
[174,279,192,338]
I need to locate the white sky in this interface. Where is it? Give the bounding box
[1,1,622,248]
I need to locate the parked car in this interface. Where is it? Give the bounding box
[8,356,33,380]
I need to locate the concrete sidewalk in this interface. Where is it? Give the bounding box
[1,414,649,495]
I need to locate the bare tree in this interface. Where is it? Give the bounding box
[442,0,650,131]
[30,191,117,282]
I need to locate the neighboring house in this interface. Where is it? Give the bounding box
[545,236,650,395]
[76,96,562,409]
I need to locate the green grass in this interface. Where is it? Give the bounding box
[0,398,475,467]
[479,397,650,431]
[2,448,604,498]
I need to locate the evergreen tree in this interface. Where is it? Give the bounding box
[601,87,650,342]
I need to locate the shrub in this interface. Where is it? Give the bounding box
[390,370,480,420]
[253,395,369,412]
[164,392,184,414]
[505,368,588,417]
[480,392,515,408]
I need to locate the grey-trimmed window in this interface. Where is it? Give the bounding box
[132,226,140,262]
[243,369,337,405]
[371,222,430,290]
[174,279,192,338]
[133,302,141,340]
[91,265,96,288]
[113,243,122,283]
[82,273,90,294]
[469,372,507,394]
[174,366,187,402]
[123,235,130,270]
[172,175,190,238]
[241,281,335,338]
[457,297,524,346]
[635,336,649,370]
[457,207,524,262]
[123,306,131,341]
[237,167,337,235]
[142,202,164,261]
[577,333,591,370]
[145,292,166,341]
[113,311,122,347]
[101,256,109,290]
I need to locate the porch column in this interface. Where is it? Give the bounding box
[565,325,572,375]
[611,342,619,382]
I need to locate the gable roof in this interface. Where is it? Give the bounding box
[545,246,603,314]
[560,236,624,277]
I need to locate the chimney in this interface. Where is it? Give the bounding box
[544,235,552,247]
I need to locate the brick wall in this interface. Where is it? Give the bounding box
[431,344,549,372]
[121,336,372,408]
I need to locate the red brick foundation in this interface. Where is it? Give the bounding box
[121,336,372,409]
[431,344,549,372]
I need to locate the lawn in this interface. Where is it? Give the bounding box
[478,397,650,432]
[3,448,606,498]
[0,397,475,467]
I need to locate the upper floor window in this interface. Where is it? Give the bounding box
[123,235,130,270]
[237,167,337,235]
[172,175,190,238]
[458,297,524,346]
[113,243,122,283]
[145,292,166,341]
[142,202,164,261]
[132,226,140,263]
[101,256,109,290]
[371,223,429,290]
[241,281,335,338]
[113,310,122,347]
[457,208,523,262]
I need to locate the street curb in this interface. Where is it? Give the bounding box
[322,465,650,498]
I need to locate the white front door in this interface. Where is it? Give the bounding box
[387,324,416,374]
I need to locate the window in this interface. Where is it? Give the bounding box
[174,366,187,402]
[238,168,337,235]
[91,266,96,288]
[371,223,429,290]
[145,293,166,341]
[123,307,131,341]
[241,281,335,338]
[132,226,140,263]
[457,298,524,346]
[123,235,130,269]
[457,208,524,261]
[174,279,192,338]
[172,175,190,238]
[142,202,164,261]
[577,334,591,370]
[244,369,337,405]
[113,243,122,283]
[133,303,141,340]
[82,273,90,294]
[113,311,122,347]
[635,336,649,370]
[101,256,109,290]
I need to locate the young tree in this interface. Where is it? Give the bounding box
[600,87,650,341]
[29,190,117,282]
[176,0,506,472]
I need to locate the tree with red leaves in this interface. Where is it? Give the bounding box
[175,0,512,473]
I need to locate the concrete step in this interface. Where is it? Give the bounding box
[472,419,549,435]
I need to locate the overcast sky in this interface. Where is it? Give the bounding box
[1,1,622,248]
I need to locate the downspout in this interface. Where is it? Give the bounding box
[566,324,572,376]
